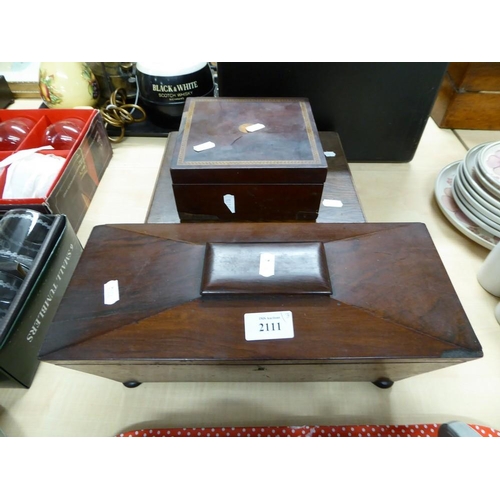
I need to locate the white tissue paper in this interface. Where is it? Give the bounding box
[1,148,65,199]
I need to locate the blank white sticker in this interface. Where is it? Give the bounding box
[223,194,235,213]
[322,199,343,208]
[324,151,336,157]
[244,311,294,341]
[193,141,215,152]
[259,253,275,277]
[246,123,265,132]
[104,280,120,305]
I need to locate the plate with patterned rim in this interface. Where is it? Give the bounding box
[435,161,500,250]
[452,174,500,236]
[478,140,500,189]
[458,161,500,218]
[454,166,500,226]
[463,144,500,208]
[476,160,500,199]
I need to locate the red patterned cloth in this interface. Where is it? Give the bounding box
[117,424,500,437]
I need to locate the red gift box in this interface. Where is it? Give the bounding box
[0,108,112,232]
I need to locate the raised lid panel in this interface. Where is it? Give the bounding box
[200,242,332,295]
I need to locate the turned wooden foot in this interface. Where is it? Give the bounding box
[372,377,394,389]
[123,380,142,388]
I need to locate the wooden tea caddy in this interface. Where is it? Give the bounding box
[39,222,483,388]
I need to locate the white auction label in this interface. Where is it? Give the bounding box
[322,199,343,208]
[246,123,265,132]
[223,193,235,213]
[193,141,215,152]
[259,252,275,277]
[104,280,120,305]
[244,311,294,341]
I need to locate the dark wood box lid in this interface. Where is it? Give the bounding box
[169,97,328,184]
[39,223,482,365]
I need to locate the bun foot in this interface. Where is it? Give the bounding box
[123,380,142,388]
[372,377,394,389]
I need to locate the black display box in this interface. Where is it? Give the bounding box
[0,213,82,388]
[217,62,448,162]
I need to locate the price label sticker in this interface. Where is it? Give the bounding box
[223,193,236,213]
[244,311,294,341]
[259,252,275,277]
[322,199,343,208]
[246,123,265,133]
[193,141,215,152]
[104,280,120,305]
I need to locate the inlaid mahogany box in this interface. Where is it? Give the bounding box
[168,97,328,222]
[39,223,482,387]
[147,131,365,224]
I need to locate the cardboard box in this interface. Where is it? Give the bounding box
[0,213,82,388]
[0,108,112,231]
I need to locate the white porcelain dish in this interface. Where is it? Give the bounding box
[458,161,500,217]
[478,140,500,189]
[476,162,500,199]
[463,143,500,206]
[435,161,500,250]
[451,175,500,237]
[454,166,500,225]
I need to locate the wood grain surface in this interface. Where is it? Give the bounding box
[147,131,365,223]
[431,63,500,130]
[39,222,482,384]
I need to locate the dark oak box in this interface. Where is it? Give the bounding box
[431,62,500,130]
[0,213,82,388]
[169,97,328,221]
[0,108,113,231]
[39,223,482,386]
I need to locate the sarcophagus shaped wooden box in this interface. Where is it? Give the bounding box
[168,97,328,221]
[39,222,483,387]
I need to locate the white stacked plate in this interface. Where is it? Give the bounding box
[477,141,500,197]
[435,141,500,250]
